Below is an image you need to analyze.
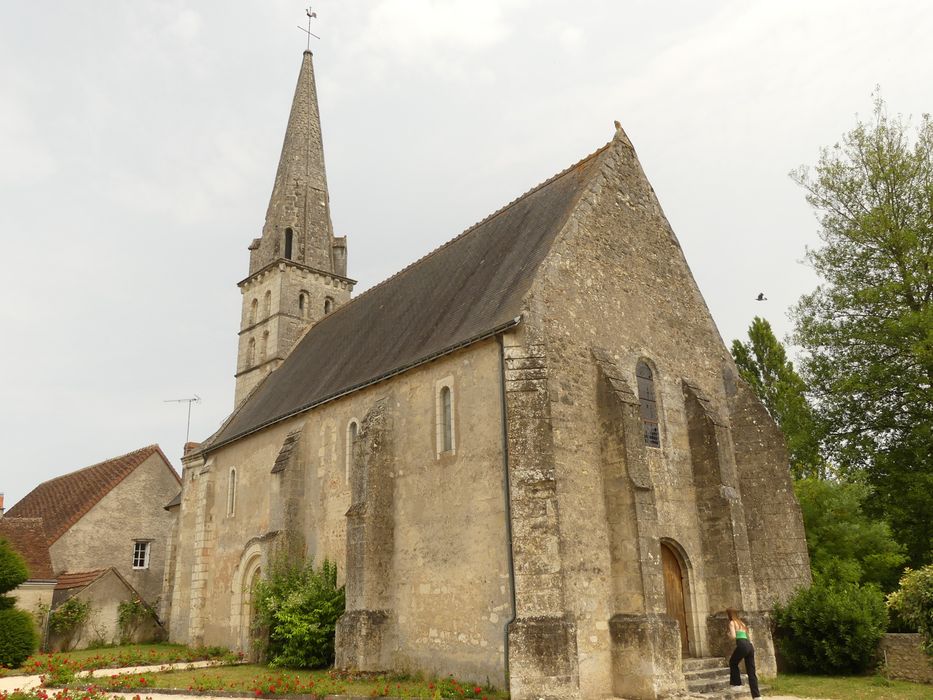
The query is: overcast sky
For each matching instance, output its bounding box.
[1,1,930,508]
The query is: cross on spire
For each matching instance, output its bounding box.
[298,6,320,51]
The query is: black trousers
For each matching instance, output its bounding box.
[729,638,760,697]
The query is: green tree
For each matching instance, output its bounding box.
[731,316,824,479]
[0,538,39,666]
[791,95,933,567]
[796,478,905,591]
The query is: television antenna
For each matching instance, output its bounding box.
[164,395,201,444]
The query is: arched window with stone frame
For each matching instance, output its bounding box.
[324,297,334,315]
[264,290,272,318]
[260,331,269,363]
[345,418,360,484]
[249,298,258,326]
[636,360,661,447]
[246,337,256,367]
[435,377,456,457]
[299,291,309,320]
[227,467,237,517]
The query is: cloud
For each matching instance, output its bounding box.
[0,71,57,185]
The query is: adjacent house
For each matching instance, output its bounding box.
[7,444,180,604]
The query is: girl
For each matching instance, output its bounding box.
[726,608,761,698]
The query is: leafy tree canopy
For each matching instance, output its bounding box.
[0,538,29,596]
[796,478,906,591]
[792,94,933,567]
[731,316,824,479]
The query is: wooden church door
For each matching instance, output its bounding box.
[661,543,689,654]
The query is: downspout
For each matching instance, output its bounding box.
[497,333,517,686]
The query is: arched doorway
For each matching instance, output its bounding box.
[242,564,262,659]
[661,542,690,654]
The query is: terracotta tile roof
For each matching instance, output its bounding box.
[206,143,610,450]
[54,569,106,590]
[0,517,54,579]
[5,445,177,544]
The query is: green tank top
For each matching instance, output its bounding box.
[736,629,749,640]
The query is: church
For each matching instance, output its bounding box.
[163,50,811,700]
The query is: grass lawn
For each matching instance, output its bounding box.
[2,643,235,677]
[766,673,932,699]
[93,664,508,699]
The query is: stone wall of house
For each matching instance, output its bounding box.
[10,581,54,622]
[50,453,179,603]
[504,129,809,698]
[880,634,933,684]
[50,572,162,651]
[171,339,512,686]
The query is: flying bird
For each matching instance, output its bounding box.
[756,292,767,301]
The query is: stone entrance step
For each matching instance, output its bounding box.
[682,656,752,697]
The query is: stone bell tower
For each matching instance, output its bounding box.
[234,51,355,406]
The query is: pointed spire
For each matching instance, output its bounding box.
[252,51,336,274]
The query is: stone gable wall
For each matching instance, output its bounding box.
[50,453,179,603]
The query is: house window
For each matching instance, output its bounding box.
[227,468,237,517]
[435,378,455,456]
[636,361,661,448]
[132,541,151,570]
[346,419,359,483]
[324,297,333,315]
[284,228,293,260]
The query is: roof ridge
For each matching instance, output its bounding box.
[27,444,159,489]
[316,140,612,325]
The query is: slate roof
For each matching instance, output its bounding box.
[208,143,610,450]
[0,517,54,579]
[6,445,178,544]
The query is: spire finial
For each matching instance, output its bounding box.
[298,6,320,51]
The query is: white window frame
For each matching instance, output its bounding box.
[132,541,151,570]
[435,376,456,458]
[227,467,237,517]
[346,418,360,483]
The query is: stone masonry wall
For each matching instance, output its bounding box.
[514,128,807,695]
[50,453,179,603]
[174,339,511,687]
[880,634,932,684]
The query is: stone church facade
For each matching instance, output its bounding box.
[164,51,811,699]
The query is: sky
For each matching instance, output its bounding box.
[1,1,931,508]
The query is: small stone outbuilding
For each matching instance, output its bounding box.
[165,51,811,699]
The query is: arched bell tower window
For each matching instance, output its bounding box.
[260,331,269,362]
[248,298,258,326]
[324,297,333,315]
[246,338,256,367]
[636,361,661,447]
[284,228,293,260]
[299,292,309,320]
[264,290,272,317]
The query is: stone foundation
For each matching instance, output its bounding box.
[508,616,580,699]
[609,613,683,699]
[880,633,932,684]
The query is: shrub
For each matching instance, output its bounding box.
[48,598,91,651]
[253,556,345,668]
[0,608,39,668]
[117,597,157,642]
[887,565,933,654]
[773,578,888,674]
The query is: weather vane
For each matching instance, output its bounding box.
[298,6,320,51]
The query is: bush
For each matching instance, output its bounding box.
[253,556,345,668]
[773,578,888,674]
[887,565,933,654]
[0,608,39,667]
